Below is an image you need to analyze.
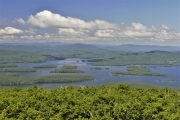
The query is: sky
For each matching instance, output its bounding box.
[0,0,180,46]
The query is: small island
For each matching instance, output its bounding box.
[0,74,94,85]
[62,65,77,69]
[50,65,84,73]
[0,63,18,68]
[112,66,168,76]
[33,65,57,68]
[0,68,37,72]
[50,69,84,73]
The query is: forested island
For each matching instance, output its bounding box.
[61,65,77,69]
[33,65,57,68]
[0,63,18,68]
[0,74,94,85]
[0,84,180,119]
[50,69,84,73]
[50,65,85,73]
[112,66,168,76]
[0,68,37,72]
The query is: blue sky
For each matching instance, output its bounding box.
[0,0,180,45]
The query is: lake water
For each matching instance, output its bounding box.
[1,58,180,88]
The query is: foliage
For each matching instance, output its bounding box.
[1,45,180,66]
[50,65,84,73]
[105,82,180,91]
[0,68,37,72]
[0,49,48,63]
[50,69,84,73]
[61,65,77,69]
[92,51,180,66]
[0,74,94,85]
[112,66,168,76]
[0,63,18,68]
[33,65,57,68]
[0,84,180,119]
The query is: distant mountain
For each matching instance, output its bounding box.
[58,43,99,50]
[1,42,180,52]
[0,42,68,46]
[0,42,99,51]
[103,44,180,52]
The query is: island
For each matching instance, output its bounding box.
[0,74,94,85]
[0,68,37,72]
[61,65,77,69]
[112,66,168,76]
[50,65,85,73]
[33,65,57,68]
[0,63,18,68]
[50,69,84,73]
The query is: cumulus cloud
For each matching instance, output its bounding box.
[20,35,34,39]
[26,10,118,30]
[0,27,23,35]
[35,35,42,39]
[20,33,56,41]
[3,10,179,45]
[16,18,26,25]
[95,30,114,37]
[94,23,153,38]
[154,30,180,40]
[161,25,169,30]
[44,33,51,39]
[0,35,17,39]
[25,28,36,34]
[58,28,85,37]
[120,23,152,37]
[128,23,148,31]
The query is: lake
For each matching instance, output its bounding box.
[1,58,180,88]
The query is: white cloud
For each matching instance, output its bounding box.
[20,35,34,39]
[122,30,153,37]
[3,10,179,45]
[26,10,118,30]
[93,20,119,30]
[27,10,92,29]
[161,25,169,30]
[16,18,26,25]
[20,33,56,40]
[25,28,36,34]
[154,30,180,40]
[95,30,114,37]
[44,33,51,39]
[121,23,153,37]
[128,23,148,31]
[0,35,16,39]
[35,35,42,39]
[0,27,23,35]
[58,28,86,37]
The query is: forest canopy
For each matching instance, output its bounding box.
[0,74,94,85]
[0,84,180,119]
